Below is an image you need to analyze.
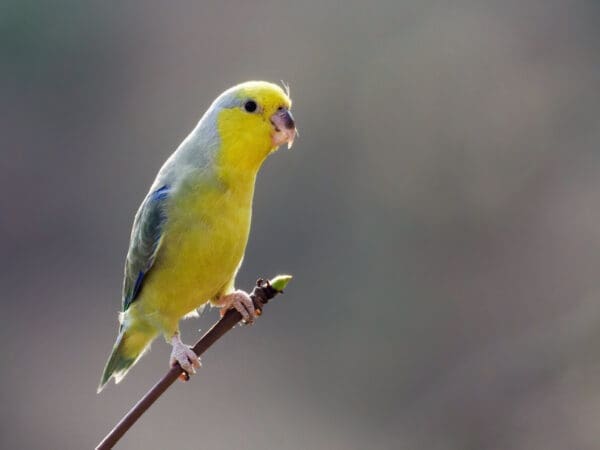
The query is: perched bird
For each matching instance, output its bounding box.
[98,81,296,392]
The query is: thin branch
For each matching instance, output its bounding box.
[96,275,292,450]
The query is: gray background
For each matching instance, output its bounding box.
[3,1,600,449]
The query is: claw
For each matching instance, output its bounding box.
[170,332,201,381]
[217,290,256,324]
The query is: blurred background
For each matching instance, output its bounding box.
[3,0,600,448]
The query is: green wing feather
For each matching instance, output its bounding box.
[122,185,170,311]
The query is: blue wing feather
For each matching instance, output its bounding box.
[122,185,170,311]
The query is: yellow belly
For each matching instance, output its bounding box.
[129,177,255,336]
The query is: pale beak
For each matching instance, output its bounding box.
[270,108,297,149]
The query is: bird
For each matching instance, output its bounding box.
[98,81,296,392]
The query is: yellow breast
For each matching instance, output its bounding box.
[135,174,255,332]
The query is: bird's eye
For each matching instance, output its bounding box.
[244,100,258,113]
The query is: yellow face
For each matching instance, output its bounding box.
[215,81,296,174]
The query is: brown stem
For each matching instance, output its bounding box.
[96,278,283,450]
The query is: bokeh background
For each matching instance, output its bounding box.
[3,1,600,448]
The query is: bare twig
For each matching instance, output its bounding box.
[96,275,292,450]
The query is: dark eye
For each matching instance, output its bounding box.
[244,100,257,113]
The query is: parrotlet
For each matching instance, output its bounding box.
[99,81,296,392]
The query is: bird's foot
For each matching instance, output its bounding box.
[170,332,201,381]
[217,290,256,324]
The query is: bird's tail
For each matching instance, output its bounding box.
[98,327,156,393]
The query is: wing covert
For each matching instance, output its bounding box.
[122,185,170,311]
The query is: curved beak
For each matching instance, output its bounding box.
[270,108,297,149]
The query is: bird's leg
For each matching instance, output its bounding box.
[170,332,201,381]
[215,290,256,324]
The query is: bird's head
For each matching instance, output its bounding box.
[208,81,297,173]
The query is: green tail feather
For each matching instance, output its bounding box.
[97,330,153,393]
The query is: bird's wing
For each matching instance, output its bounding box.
[122,185,170,311]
